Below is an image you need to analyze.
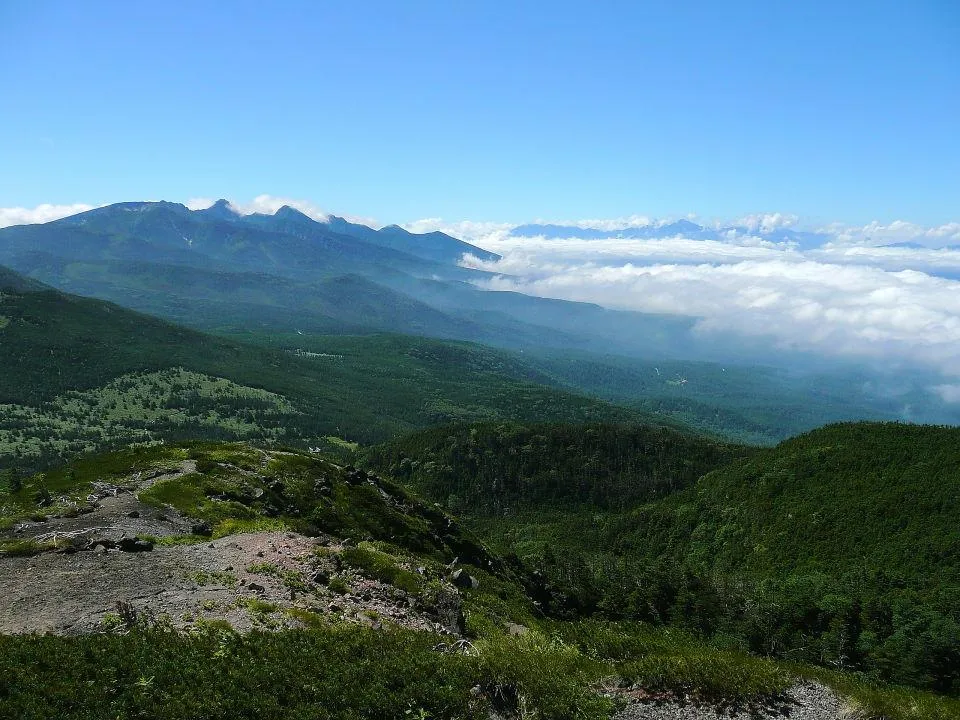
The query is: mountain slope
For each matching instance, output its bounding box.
[4,203,957,437]
[370,421,960,694]
[618,422,960,585]
[9,441,945,720]
[364,421,751,513]
[0,266,655,467]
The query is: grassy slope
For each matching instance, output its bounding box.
[0,369,303,465]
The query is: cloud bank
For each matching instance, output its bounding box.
[0,203,99,228]
[447,224,960,383]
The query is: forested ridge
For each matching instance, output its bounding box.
[0,279,652,470]
[364,421,751,513]
[366,421,960,695]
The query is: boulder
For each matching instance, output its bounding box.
[451,568,478,590]
[118,537,154,552]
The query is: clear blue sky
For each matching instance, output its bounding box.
[1,0,957,225]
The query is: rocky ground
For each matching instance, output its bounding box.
[0,461,457,636]
[610,681,857,720]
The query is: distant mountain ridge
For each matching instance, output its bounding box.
[510,220,829,248]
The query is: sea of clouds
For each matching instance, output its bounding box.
[409,217,960,399]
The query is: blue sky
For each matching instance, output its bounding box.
[1,0,958,225]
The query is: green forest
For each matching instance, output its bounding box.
[364,421,960,695]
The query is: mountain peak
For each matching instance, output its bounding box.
[274,205,316,223]
[195,198,239,221]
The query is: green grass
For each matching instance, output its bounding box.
[0,626,489,720]
[0,538,59,556]
[341,542,424,594]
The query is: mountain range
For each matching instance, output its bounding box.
[2,201,959,435]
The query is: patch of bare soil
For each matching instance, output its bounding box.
[0,461,456,636]
[610,681,857,720]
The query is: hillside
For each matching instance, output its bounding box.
[608,423,960,693]
[4,202,957,436]
[378,422,960,695]
[617,422,960,584]
[363,421,751,513]
[0,267,653,469]
[2,441,957,720]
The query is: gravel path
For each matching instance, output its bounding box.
[612,681,854,720]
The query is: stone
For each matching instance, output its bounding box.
[118,537,153,553]
[506,622,528,636]
[191,522,213,537]
[451,568,478,590]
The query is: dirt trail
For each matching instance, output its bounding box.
[9,460,199,546]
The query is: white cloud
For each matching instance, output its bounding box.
[461,235,960,379]
[0,203,99,228]
[225,195,382,228]
[814,244,960,274]
[0,196,384,229]
[551,215,656,231]
[185,197,216,210]
[402,218,516,241]
[823,220,960,248]
[227,194,331,221]
[933,384,960,403]
[733,212,799,233]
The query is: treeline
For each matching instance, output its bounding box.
[363,421,750,513]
